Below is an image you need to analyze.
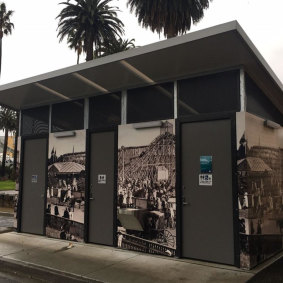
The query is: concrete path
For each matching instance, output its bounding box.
[0,212,14,233]
[0,190,17,195]
[0,232,258,283]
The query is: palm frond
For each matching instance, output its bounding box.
[57,0,124,61]
[127,0,211,38]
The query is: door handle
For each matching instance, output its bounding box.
[182,196,190,206]
[89,184,94,200]
[89,190,94,200]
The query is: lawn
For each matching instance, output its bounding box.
[0,180,16,191]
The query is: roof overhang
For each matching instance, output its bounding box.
[0,21,282,112]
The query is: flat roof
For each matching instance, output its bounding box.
[0,21,283,112]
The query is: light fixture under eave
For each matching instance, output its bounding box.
[264,120,281,129]
[72,73,109,94]
[120,60,155,85]
[34,83,70,101]
[133,121,163,129]
[54,131,76,138]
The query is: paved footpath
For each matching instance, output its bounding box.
[0,212,14,233]
[0,232,263,283]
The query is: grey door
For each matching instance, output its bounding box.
[88,131,115,245]
[21,138,47,235]
[181,119,234,264]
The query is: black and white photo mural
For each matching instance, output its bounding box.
[237,112,283,269]
[117,120,176,256]
[46,130,86,242]
[14,136,21,229]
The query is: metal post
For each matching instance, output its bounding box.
[121,90,127,124]
[49,105,52,133]
[84,98,89,129]
[18,110,22,137]
[240,68,246,112]
[174,81,178,119]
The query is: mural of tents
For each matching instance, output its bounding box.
[48,162,85,193]
[238,157,272,174]
[48,162,85,175]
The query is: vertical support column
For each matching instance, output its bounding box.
[84,98,89,129]
[49,105,52,133]
[18,110,22,137]
[240,68,246,112]
[121,90,127,125]
[174,81,178,119]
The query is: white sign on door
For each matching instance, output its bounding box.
[31,175,38,183]
[98,174,106,184]
[199,174,212,186]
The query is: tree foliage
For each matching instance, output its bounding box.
[67,28,83,64]
[0,107,17,177]
[127,0,212,38]
[57,0,124,61]
[0,2,14,77]
[95,37,135,58]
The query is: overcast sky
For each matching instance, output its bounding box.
[1,0,283,85]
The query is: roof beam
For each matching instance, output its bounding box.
[35,83,70,101]
[72,73,108,94]
[120,60,155,85]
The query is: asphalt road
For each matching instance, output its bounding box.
[0,263,92,283]
[0,270,41,283]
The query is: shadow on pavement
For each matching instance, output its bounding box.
[248,256,283,283]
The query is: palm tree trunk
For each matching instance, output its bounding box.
[167,25,177,38]
[77,50,80,64]
[0,37,2,78]
[1,128,8,177]
[85,32,94,61]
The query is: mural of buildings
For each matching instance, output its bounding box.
[117,120,176,256]
[238,113,283,269]
[46,130,86,242]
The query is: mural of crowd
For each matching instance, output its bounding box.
[117,121,176,256]
[238,113,283,269]
[46,131,86,242]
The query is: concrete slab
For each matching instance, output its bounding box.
[0,232,256,283]
[85,254,253,283]
[61,247,139,276]
[4,241,68,261]
[0,190,17,195]
[0,215,14,228]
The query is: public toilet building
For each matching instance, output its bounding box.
[0,21,283,270]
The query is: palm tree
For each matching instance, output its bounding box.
[0,2,14,77]
[95,38,135,58]
[57,0,124,61]
[127,0,212,38]
[67,28,83,64]
[0,107,16,177]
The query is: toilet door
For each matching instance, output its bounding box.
[21,138,47,235]
[181,119,235,264]
[88,131,115,245]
